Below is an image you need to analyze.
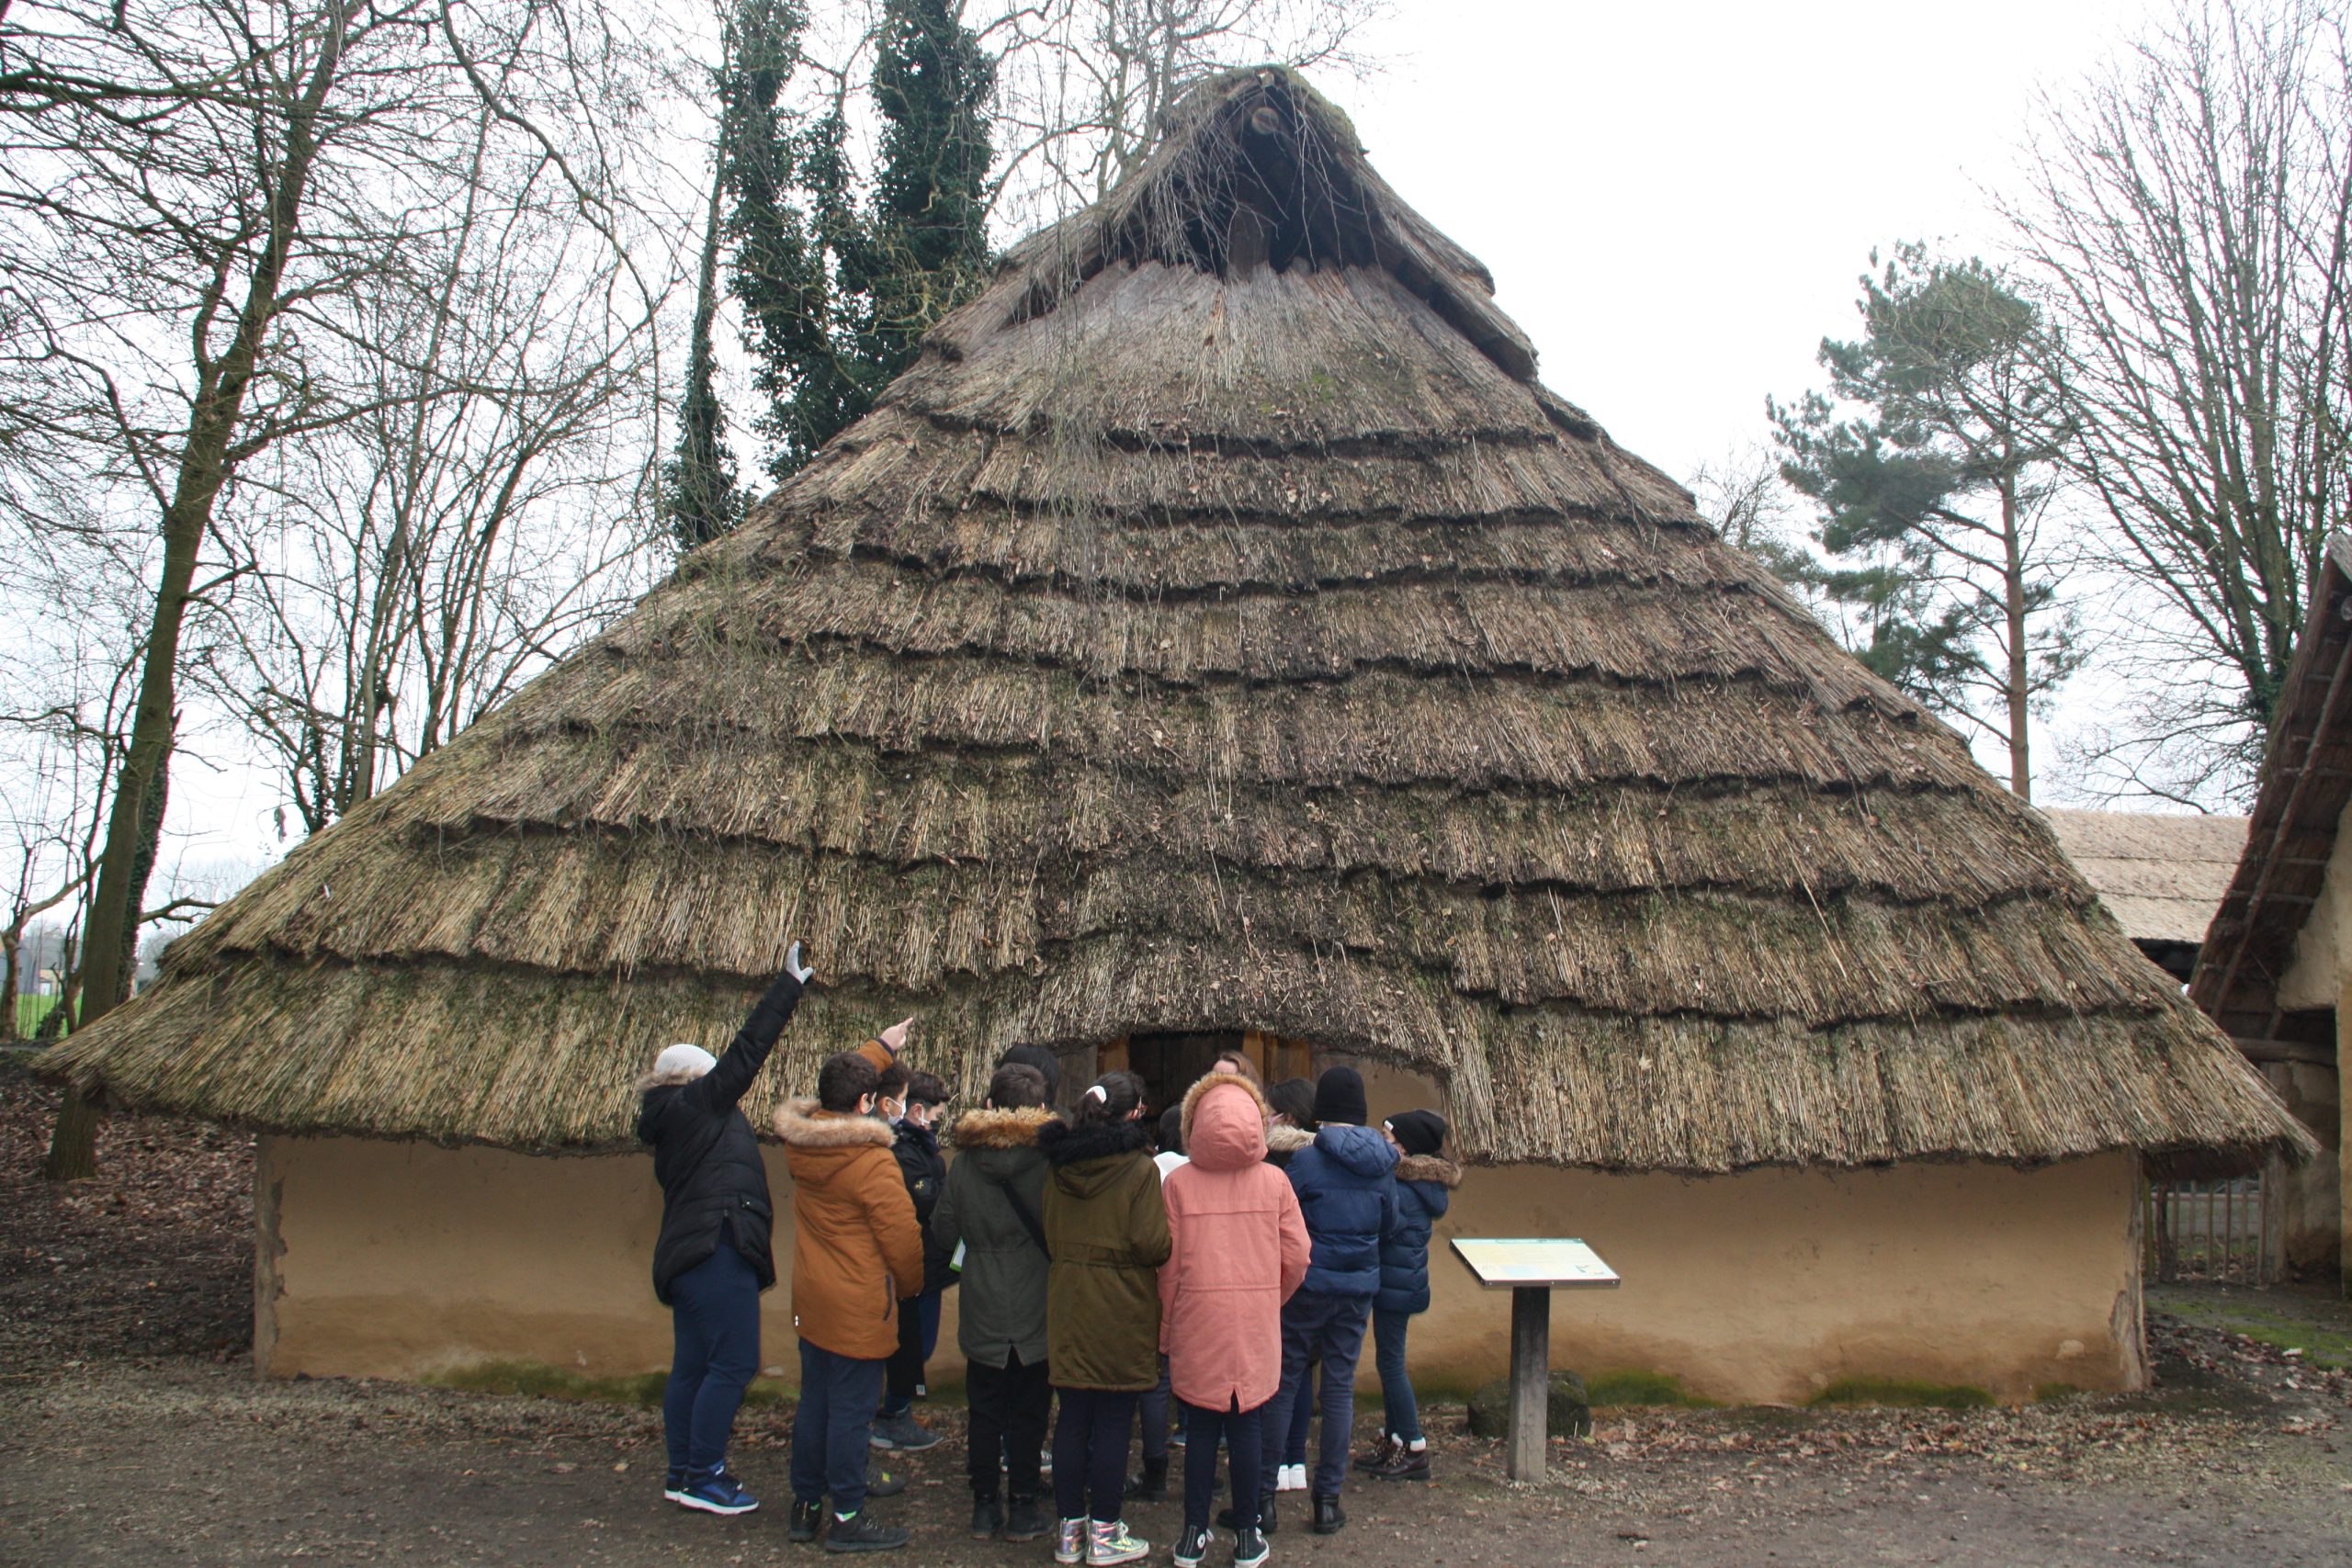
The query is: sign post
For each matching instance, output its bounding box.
[1450,1237,1619,1483]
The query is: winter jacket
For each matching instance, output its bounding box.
[1159,1075,1309,1413]
[1039,1117,1170,1391]
[1374,1153,1462,1315]
[931,1106,1057,1370]
[1263,1123,1314,1171]
[637,970,802,1304]
[891,1119,955,1295]
[1283,1122,1400,1298]
[774,1098,924,1360]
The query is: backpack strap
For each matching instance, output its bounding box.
[993,1172,1050,1258]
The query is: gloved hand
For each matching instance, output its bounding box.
[785,941,815,985]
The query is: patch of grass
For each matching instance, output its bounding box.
[1584,1369,1716,1408]
[1807,1376,1994,1412]
[14,995,61,1036]
[426,1360,792,1409]
[2032,1382,2086,1402]
[2156,1292,2352,1371]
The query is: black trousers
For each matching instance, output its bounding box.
[967,1349,1051,1502]
[1053,1385,1137,1524]
[1182,1395,1265,1533]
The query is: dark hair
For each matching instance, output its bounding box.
[986,1062,1048,1110]
[1266,1077,1317,1131]
[819,1050,881,1113]
[904,1070,948,1108]
[998,1043,1061,1099]
[1158,1102,1184,1156]
[876,1060,911,1099]
[1071,1070,1146,1128]
[1213,1048,1262,1086]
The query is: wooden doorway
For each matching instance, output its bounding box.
[1101,1029,1317,1116]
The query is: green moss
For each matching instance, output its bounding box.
[2031,1382,2086,1403]
[425,1360,791,1409]
[1807,1377,1994,1411]
[1583,1369,1716,1408]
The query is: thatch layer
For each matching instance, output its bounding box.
[51,67,2307,1170]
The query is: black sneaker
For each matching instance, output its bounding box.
[1310,1495,1344,1535]
[971,1497,1004,1540]
[865,1461,907,1499]
[1233,1525,1271,1568]
[1172,1524,1212,1567]
[1369,1443,1429,1482]
[823,1510,911,1552]
[1002,1497,1048,1541]
[676,1466,759,1516]
[789,1499,823,1542]
[1125,1456,1169,1502]
[1215,1496,1273,1534]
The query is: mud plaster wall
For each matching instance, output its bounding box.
[255,1129,2144,1404]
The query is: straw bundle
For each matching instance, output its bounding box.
[50,68,2309,1171]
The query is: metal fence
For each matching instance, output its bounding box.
[2146,1175,2269,1285]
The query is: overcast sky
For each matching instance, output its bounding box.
[156,0,2177,887]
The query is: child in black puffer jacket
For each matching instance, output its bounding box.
[876,1069,954,1453]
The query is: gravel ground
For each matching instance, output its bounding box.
[2,1063,2347,1566]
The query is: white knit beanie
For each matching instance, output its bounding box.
[653,1043,717,1079]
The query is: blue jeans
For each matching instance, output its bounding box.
[1282,1361,1315,1464]
[882,1287,945,1416]
[1260,1290,1371,1497]
[1138,1355,1172,1463]
[1373,1307,1420,1443]
[662,1240,762,1473]
[793,1337,888,1515]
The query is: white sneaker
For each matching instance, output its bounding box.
[1275,1462,1307,1492]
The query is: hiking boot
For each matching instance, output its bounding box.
[789,1499,823,1542]
[1369,1441,1429,1482]
[971,1497,1004,1539]
[1054,1517,1087,1564]
[676,1466,759,1516]
[1087,1518,1149,1565]
[1172,1524,1212,1568]
[663,1466,689,1503]
[822,1509,910,1552]
[1310,1495,1344,1535]
[1125,1455,1169,1502]
[1002,1497,1047,1541]
[1358,1435,1402,1473]
[1274,1462,1307,1492]
[868,1412,943,1452]
[1233,1525,1271,1568]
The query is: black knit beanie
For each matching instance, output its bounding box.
[1311,1065,1369,1127]
[1385,1109,1447,1157]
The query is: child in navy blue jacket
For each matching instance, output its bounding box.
[1363,1110,1459,1482]
[1250,1066,1396,1536]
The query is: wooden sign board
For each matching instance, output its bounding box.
[1451,1237,1620,1290]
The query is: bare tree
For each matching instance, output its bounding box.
[1,0,682,1177]
[2002,0,2352,802]
[981,0,1385,226]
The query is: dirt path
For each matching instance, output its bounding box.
[3,1065,2348,1566]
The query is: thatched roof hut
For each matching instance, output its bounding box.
[51,68,2305,1178]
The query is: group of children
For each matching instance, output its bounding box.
[639,953,1463,1567]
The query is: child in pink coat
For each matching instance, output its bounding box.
[1159,1073,1311,1568]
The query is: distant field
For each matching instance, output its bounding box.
[13,994,62,1037]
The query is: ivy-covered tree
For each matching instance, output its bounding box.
[662,152,746,551]
[1770,244,2082,800]
[719,0,993,483]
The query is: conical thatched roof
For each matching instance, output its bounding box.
[51,69,2309,1172]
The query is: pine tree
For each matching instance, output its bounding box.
[1770,245,2081,799]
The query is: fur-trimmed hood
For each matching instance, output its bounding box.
[1038,1116,1149,1166]
[1396,1153,1463,1189]
[1182,1072,1270,1170]
[1176,1066,1270,1152]
[1264,1122,1315,1159]
[773,1098,897,1149]
[950,1105,1057,1150]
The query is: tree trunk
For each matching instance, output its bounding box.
[2001,474,2031,801]
[0,932,18,1043]
[43,0,356,1182]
